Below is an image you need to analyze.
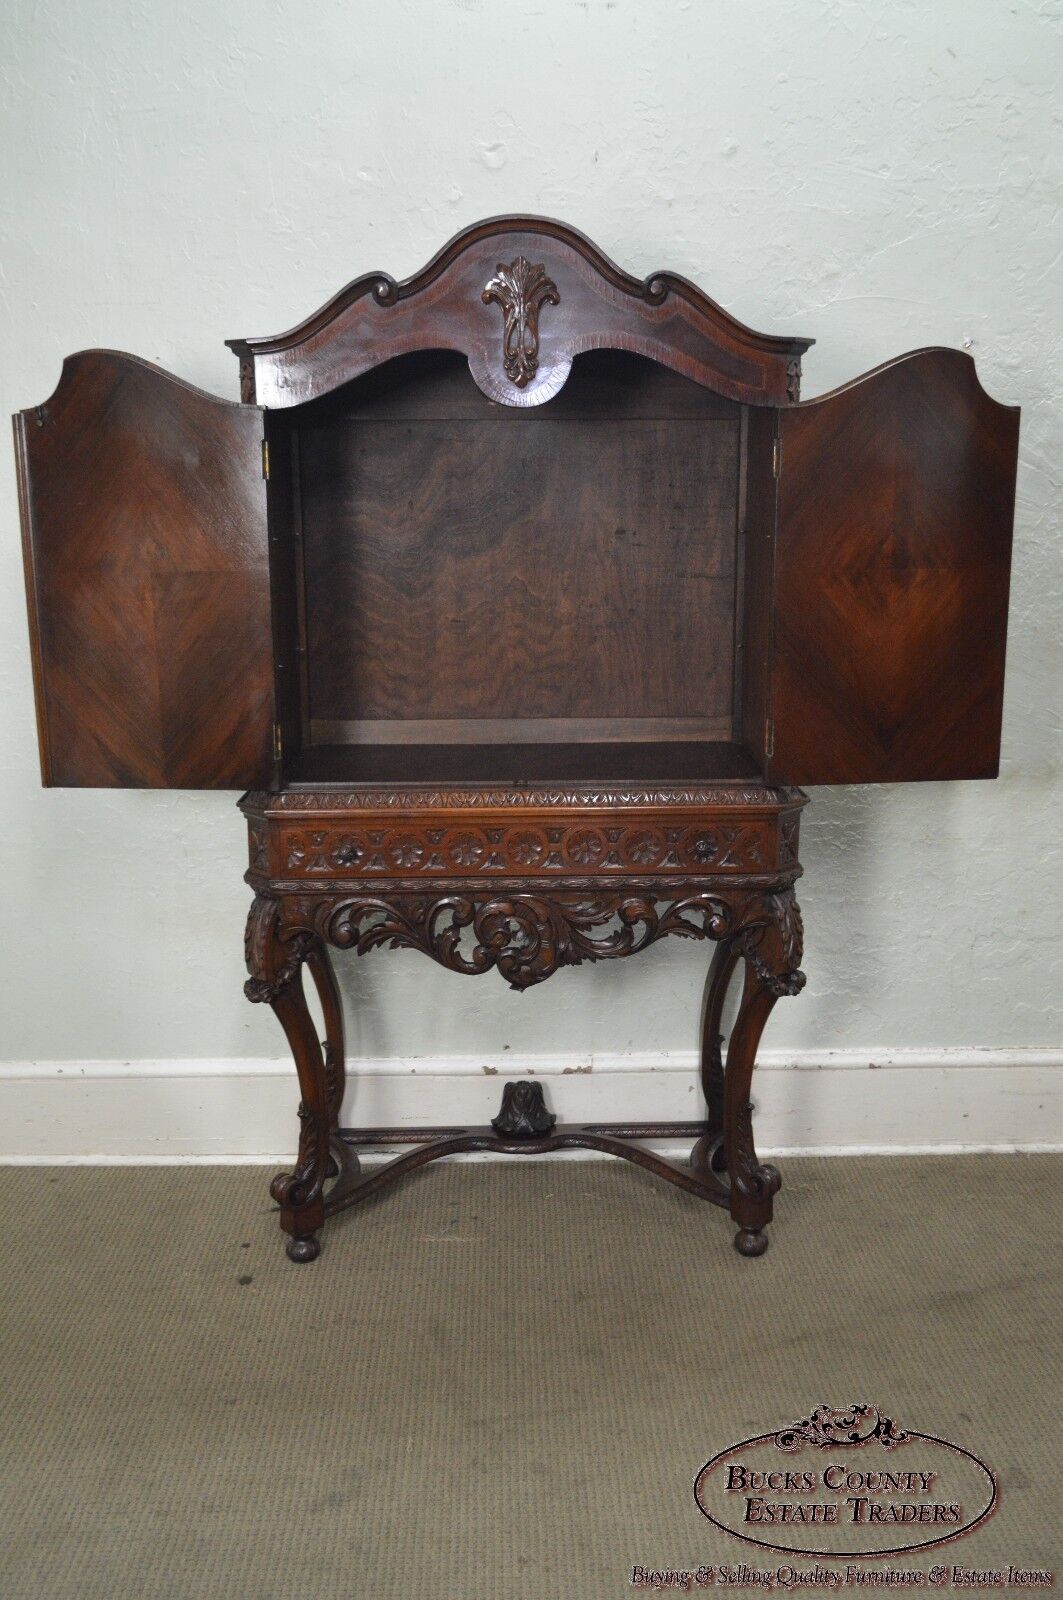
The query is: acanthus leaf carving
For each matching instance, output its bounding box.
[243,896,316,1003]
[307,891,733,991]
[491,1080,557,1139]
[733,888,805,998]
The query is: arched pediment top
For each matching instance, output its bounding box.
[226,215,813,409]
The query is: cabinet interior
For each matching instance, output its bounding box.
[267,348,764,786]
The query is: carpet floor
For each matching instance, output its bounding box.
[0,1154,1059,1598]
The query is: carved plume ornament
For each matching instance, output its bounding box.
[482,256,560,388]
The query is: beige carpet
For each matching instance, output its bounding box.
[0,1155,1059,1598]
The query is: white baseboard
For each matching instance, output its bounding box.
[0,1050,1059,1162]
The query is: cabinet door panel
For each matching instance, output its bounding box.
[768,349,1018,784]
[15,351,273,787]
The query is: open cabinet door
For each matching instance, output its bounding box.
[15,351,273,787]
[764,349,1019,785]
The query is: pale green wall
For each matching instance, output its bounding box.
[1,0,1059,1062]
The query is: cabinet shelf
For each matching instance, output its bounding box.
[285,739,762,789]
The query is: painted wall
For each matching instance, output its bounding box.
[1,2,1060,1103]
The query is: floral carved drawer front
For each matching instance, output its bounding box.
[268,818,780,879]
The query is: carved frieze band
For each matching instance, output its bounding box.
[258,787,803,810]
[248,885,805,994]
[271,819,778,879]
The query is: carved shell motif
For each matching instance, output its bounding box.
[482,256,560,388]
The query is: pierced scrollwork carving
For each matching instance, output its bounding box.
[315,891,732,991]
[482,256,560,388]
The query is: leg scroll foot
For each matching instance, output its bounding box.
[240,885,805,1262]
[245,897,347,1262]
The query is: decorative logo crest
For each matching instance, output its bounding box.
[481,255,560,388]
[774,1404,909,1452]
[694,1403,999,1562]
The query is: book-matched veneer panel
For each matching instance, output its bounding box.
[15,351,273,788]
[767,349,1019,784]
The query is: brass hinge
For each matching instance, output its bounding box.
[261,439,271,480]
[273,723,282,761]
[772,437,780,479]
[766,718,775,761]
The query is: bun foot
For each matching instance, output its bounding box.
[286,1234,321,1264]
[734,1227,769,1258]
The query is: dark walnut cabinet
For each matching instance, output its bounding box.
[14,217,1019,1261]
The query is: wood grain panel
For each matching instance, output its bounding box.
[15,351,273,787]
[768,349,1019,784]
[295,351,742,733]
[288,740,760,787]
[308,717,728,745]
[319,347,742,421]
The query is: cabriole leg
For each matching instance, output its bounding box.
[244,896,335,1262]
[723,889,805,1257]
[723,962,782,1256]
[304,940,359,1189]
[691,937,739,1178]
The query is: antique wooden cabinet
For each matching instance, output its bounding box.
[14,217,1019,1261]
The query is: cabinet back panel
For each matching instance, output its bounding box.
[294,352,741,741]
